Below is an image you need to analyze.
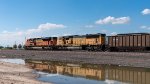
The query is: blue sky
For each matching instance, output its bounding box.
[0,0,150,46]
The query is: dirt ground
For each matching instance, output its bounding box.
[0,50,150,68]
[0,61,51,84]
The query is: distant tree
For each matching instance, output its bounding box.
[13,44,17,49]
[18,44,22,49]
[23,45,26,49]
[0,46,4,49]
[5,47,13,49]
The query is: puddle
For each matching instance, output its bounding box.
[36,71,121,84]
[25,59,150,84]
[1,58,150,84]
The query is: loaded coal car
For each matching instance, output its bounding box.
[25,37,57,50]
[108,33,150,51]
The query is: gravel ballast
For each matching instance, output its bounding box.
[0,50,150,68]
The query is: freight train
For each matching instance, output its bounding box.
[25,33,150,51]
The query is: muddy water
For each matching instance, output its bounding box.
[25,59,150,84]
[1,59,150,84]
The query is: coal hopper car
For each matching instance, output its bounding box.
[107,33,150,51]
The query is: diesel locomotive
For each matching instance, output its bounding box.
[25,33,150,51]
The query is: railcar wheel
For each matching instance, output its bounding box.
[42,47,45,50]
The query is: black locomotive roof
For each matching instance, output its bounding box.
[72,33,105,38]
[28,37,57,40]
[73,35,86,38]
[62,36,74,38]
[86,33,105,38]
[41,37,57,40]
[117,33,150,36]
[56,33,106,38]
[107,33,150,37]
[28,38,41,40]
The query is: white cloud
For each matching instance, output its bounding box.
[101,29,107,33]
[2,30,8,33]
[142,9,150,15]
[1,31,24,37]
[140,25,150,30]
[85,25,94,28]
[111,32,117,35]
[140,26,147,29]
[95,16,130,24]
[26,23,66,34]
[0,23,66,46]
[0,31,25,46]
[1,23,66,37]
[63,33,71,36]
[105,80,115,84]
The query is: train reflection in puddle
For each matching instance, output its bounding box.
[25,59,150,84]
